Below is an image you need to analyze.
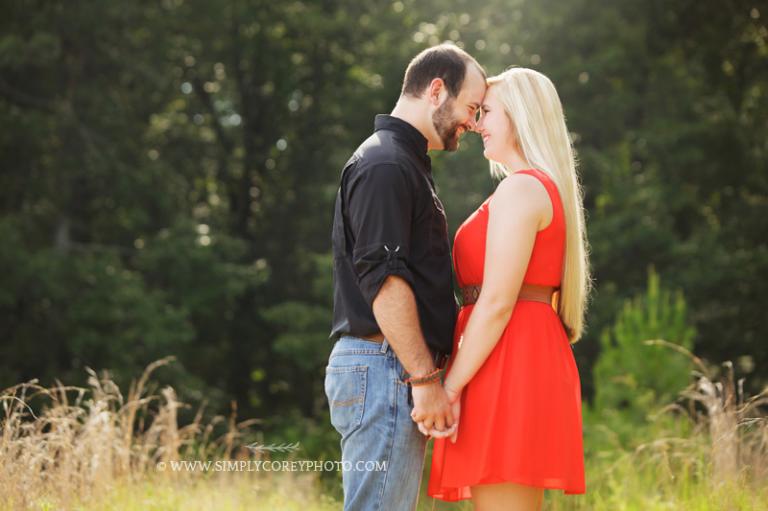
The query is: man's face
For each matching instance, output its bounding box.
[432,65,487,151]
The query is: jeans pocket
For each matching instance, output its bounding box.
[325,365,368,437]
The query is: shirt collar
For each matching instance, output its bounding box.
[374,114,431,169]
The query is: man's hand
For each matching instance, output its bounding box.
[409,381,454,433]
[415,385,462,443]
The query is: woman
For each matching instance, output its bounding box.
[421,67,592,510]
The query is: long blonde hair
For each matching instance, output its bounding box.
[487,67,592,342]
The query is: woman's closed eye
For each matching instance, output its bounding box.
[475,107,489,123]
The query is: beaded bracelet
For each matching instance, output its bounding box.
[405,367,443,386]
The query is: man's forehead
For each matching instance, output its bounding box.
[460,70,487,102]
[460,77,486,103]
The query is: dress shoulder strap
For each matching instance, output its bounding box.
[515,168,564,228]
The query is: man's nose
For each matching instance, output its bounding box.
[467,115,479,132]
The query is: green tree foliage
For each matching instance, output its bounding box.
[593,268,696,415]
[1,0,765,449]
[588,268,696,449]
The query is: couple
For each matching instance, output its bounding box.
[326,44,590,511]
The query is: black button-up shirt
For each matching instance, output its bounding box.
[330,115,457,357]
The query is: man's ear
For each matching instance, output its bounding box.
[427,78,447,107]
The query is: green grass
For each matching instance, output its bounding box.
[10,435,763,511]
[3,359,765,510]
[4,445,765,511]
[6,474,339,511]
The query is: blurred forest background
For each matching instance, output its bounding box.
[1,0,766,502]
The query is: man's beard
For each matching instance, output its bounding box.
[432,99,465,151]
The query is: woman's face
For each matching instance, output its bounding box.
[476,85,518,163]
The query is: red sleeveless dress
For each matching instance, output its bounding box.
[427,168,585,500]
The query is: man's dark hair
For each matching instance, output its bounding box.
[401,44,485,98]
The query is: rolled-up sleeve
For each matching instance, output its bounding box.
[346,163,415,306]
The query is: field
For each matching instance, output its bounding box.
[2,355,766,511]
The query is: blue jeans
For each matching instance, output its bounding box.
[324,336,427,511]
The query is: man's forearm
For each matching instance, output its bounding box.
[371,275,435,376]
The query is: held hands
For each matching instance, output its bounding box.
[409,382,462,443]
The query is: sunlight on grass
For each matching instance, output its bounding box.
[1,474,340,511]
[93,474,339,511]
[2,356,765,511]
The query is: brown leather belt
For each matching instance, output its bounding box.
[360,284,558,344]
[357,333,448,369]
[461,283,559,308]
[360,333,386,343]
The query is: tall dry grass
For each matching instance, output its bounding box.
[542,342,768,511]
[2,349,767,511]
[645,340,768,488]
[0,357,261,511]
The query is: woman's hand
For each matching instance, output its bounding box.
[444,384,462,443]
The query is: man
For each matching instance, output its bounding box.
[326,44,486,510]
